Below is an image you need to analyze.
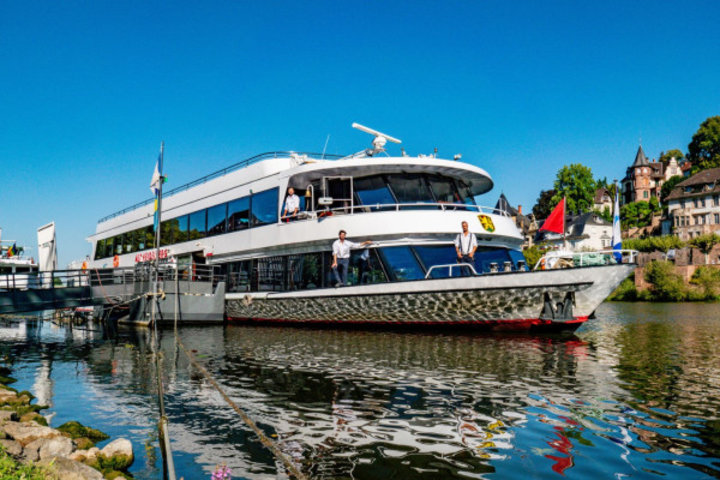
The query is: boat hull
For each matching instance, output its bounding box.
[226,264,634,331]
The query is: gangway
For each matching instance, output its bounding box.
[0,266,225,321]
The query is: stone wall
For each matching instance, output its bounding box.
[636,244,720,267]
[634,260,720,290]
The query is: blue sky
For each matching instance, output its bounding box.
[1,1,719,265]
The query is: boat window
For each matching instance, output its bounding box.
[252,188,279,226]
[104,237,114,258]
[413,245,466,277]
[95,239,106,260]
[188,210,206,240]
[123,231,135,254]
[287,253,322,290]
[508,249,528,270]
[114,235,124,255]
[137,226,153,251]
[346,248,388,285]
[354,175,395,209]
[377,246,425,281]
[386,174,434,205]
[178,215,190,243]
[256,255,285,291]
[455,180,477,206]
[161,218,182,246]
[427,175,461,204]
[228,197,250,231]
[226,260,251,292]
[475,247,512,273]
[207,203,227,236]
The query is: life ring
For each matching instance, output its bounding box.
[113,255,120,268]
[540,258,546,270]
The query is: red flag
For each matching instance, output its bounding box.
[539,198,565,234]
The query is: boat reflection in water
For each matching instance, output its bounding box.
[2,303,720,479]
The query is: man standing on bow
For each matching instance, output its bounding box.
[331,230,372,287]
[455,221,477,265]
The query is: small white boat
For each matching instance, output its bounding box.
[0,240,38,290]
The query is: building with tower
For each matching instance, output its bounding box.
[621,145,682,205]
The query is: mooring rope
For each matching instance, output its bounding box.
[175,335,308,480]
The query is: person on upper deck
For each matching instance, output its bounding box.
[455,221,477,265]
[283,187,300,221]
[331,230,372,287]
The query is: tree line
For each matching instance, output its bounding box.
[531,115,720,229]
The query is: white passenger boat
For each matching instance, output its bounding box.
[0,240,38,290]
[87,124,634,332]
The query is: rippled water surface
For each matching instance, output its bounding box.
[1,302,719,479]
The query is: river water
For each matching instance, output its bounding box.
[1,302,719,479]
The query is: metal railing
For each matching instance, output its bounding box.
[98,151,345,223]
[532,249,639,271]
[280,202,511,222]
[0,265,222,291]
[425,263,479,279]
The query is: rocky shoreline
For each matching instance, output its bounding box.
[0,366,134,479]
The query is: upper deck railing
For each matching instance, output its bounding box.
[280,202,512,221]
[98,151,345,223]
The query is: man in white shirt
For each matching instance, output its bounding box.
[283,187,300,221]
[455,221,478,265]
[331,230,372,286]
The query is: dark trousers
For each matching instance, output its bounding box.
[457,255,474,276]
[333,258,350,285]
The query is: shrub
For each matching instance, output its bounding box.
[690,266,720,300]
[0,448,52,480]
[622,235,685,254]
[522,243,550,269]
[608,277,638,301]
[644,260,688,301]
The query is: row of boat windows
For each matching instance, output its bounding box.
[224,245,527,292]
[95,188,279,259]
[95,173,478,260]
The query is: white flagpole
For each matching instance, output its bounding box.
[151,142,164,326]
[612,180,622,263]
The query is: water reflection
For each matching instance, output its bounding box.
[0,303,719,479]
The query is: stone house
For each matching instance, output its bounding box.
[593,187,612,212]
[665,167,720,241]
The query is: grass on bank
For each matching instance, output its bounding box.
[0,447,55,480]
[609,262,720,302]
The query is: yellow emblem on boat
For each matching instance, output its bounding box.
[477,214,495,232]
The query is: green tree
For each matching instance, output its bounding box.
[532,189,556,220]
[649,196,660,213]
[644,260,688,301]
[621,201,654,229]
[593,206,612,223]
[688,116,720,173]
[660,175,683,201]
[690,233,720,264]
[658,149,685,166]
[551,164,596,214]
